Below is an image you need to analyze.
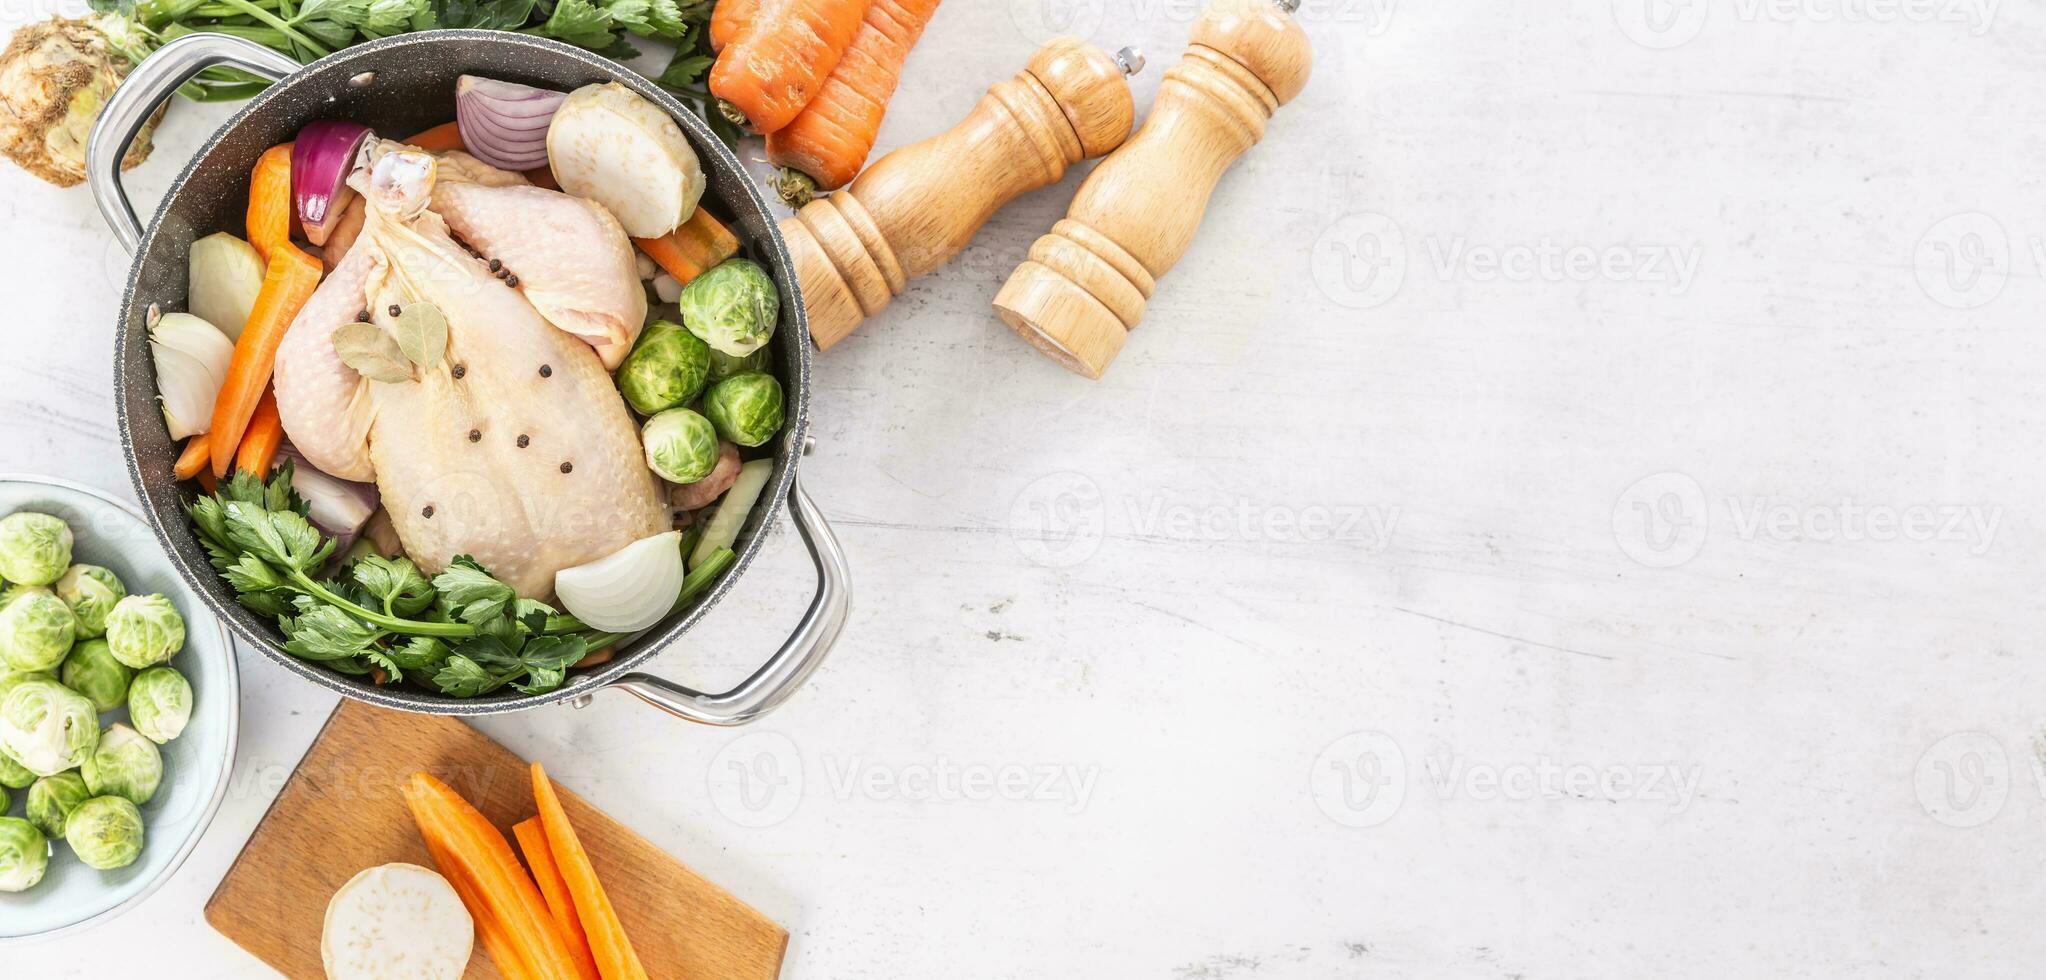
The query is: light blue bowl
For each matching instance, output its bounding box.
[0,476,237,943]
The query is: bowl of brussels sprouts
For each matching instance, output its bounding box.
[0,476,236,943]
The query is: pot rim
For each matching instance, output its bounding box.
[113,30,811,716]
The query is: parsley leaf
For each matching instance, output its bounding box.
[352,554,436,616]
[535,0,617,49]
[433,655,504,697]
[282,604,382,661]
[432,556,516,624]
[430,0,535,29]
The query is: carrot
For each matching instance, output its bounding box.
[246,144,293,263]
[209,243,322,478]
[514,817,600,976]
[425,836,537,980]
[711,0,779,51]
[195,468,217,493]
[531,762,648,980]
[403,773,595,980]
[405,121,466,151]
[173,434,212,481]
[524,166,558,189]
[233,387,283,477]
[633,208,740,286]
[710,0,875,134]
[765,0,944,206]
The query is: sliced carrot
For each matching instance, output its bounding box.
[524,166,558,190]
[233,387,283,477]
[531,762,648,980]
[246,143,293,263]
[766,0,945,202]
[209,243,322,478]
[634,208,741,286]
[711,0,875,134]
[174,434,212,481]
[195,468,218,493]
[515,816,600,976]
[425,835,536,980]
[403,773,595,980]
[405,121,466,152]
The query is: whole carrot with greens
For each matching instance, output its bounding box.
[766,0,946,206]
[710,0,875,133]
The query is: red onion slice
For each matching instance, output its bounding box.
[456,75,568,172]
[293,120,373,247]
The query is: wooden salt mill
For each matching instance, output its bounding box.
[992,0,1313,378]
[784,37,1142,350]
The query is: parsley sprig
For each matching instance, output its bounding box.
[187,463,734,697]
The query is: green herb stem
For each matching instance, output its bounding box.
[285,569,478,638]
[205,0,332,56]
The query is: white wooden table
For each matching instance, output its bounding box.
[8,0,2043,976]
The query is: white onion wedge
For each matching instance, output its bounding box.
[187,232,263,340]
[150,312,234,439]
[556,530,685,633]
[546,82,704,238]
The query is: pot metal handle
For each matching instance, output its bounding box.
[597,472,851,725]
[87,33,300,254]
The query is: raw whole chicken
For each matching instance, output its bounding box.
[272,143,665,598]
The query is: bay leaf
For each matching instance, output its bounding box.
[332,322,413,384]
[396,302,449,370]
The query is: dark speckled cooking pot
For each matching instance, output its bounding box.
[85,31,848,720]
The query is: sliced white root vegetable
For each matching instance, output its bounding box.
[150,312,235,439]
[547,82,704,239]
[690,458,773,569]
[636,250,658,280]
[652,272,683,303]
[187,232,265,340]
[321,863,472,980]
[556,529,685,633]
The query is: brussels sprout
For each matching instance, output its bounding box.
[0,668,50,700]
[65,795,144,870]
[706,345,769,383]
[702,372,784,448]
[104,593,185,669]
[677,258,778,357]
[127,667,192,744]
[0,512,72,587]
[0,816,47,892]
[81,723,162,805]
[0,587,76,673]
[0,748,32,790]
[642,408,721,484]
[60,638,133,713]
[54,563,126,638]
[616,320,712,416]
[25,771,88,840]
[0,678,97,776]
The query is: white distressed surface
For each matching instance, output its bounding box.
[7,0,2044,977]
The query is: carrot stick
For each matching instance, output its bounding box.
[246,143,293,263]
[195,468,217,493]
[405,121,466,151]
[174,434,212,481]
[404,773,595,980]
[425,836,536,980]
[514,817,599,976]
[633,208,740,286]
[209,243,322,478]
[531,762,648,980]
[711,0,875,134]
[233,387,283,477]
[766,0,944,205]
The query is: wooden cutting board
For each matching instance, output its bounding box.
[206,699,787,979]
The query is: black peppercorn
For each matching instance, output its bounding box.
[422,505,435,518]
[468,429,481,443]
[560,462,573,474]
[451,364,466,379]
[387,304,401,317]
[356,310,370,322]
[517,435,530,448]
[505,274,520,288]
[538,364,552,378]
[488,258,502,272]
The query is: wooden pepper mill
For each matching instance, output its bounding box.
[992,0,1313,378]
[785,37,1142,350]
